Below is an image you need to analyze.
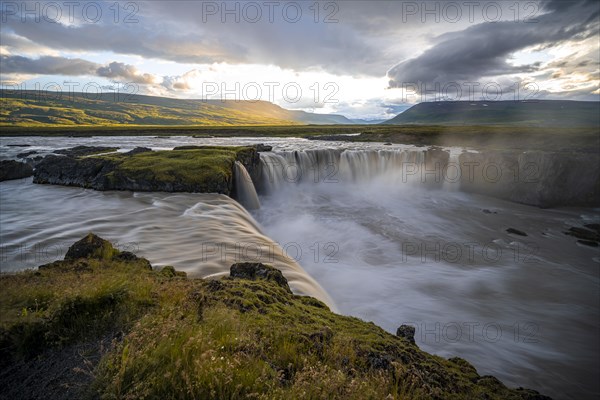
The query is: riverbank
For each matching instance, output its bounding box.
[0,234,551,399]
[1,124,597,152]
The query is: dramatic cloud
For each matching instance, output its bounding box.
[0,55,98,75]
[387,0,599,90]
[0,55,160,85]
[0,0,597,117]
[96,62,159,84]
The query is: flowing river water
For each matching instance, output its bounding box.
[1,136,598,399]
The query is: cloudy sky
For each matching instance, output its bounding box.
[1,0,598,119]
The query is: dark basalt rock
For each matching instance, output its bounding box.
[584,223,600,233]
[230,262,291,292]
[577,240,599,247]
[6,144,31,147]
[17,151,38,158]
[396,324,416,345]
[54,146,118,157]
[124,147,153,156]
[482,209,498,214]
[255,143,273,152]
[367,352,393,370]
[506,228,528,236]
[458,150,600,208]
[0,160,34,181]
[34,155,118,189]
[564,227,600,242]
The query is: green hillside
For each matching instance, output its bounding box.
[0,91,352,127]
[384,100,600,127]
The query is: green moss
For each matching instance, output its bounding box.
[106,149,236,187]
[0,235,549,399]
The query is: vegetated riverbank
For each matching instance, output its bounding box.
[1,124,598,152]
[32,145,260,198]
[0,233,552,400]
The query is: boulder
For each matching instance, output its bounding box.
[506,228,528,236]
[396,324,416,345]
[230,262,291,292]
[255,143,273,152]
[64,233,117,260]
[564,227,600,242]
[0,160,34,181]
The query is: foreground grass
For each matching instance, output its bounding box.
[0,234,550,399]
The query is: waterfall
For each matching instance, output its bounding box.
[234,161,261,210]
[259,148,430,192]
[442,149,461,192]
[258,147,600,207]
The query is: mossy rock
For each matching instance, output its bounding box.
[33,146,260,196]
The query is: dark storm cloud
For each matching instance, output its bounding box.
[0,55,161,85]
[387,0,599,89]
[0,0,391,76]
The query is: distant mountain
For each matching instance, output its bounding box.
[384,100,600,127]
[0,91,355,126]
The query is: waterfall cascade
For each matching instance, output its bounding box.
[258,147,600,207]
[234,161,261,210]
[259,148,432,192]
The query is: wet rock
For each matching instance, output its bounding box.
[255,143,273,152]
[564,227,600,242]
[459,150,600,208]
[6,144,31,147]
[34,155,118,188]
[396,324,416,345]
[577,240,599,247]
[230,263,291,292]
[383,142,393,146]
[506,228,527,236]
[0,160,34,181]
[482,209,498,214]
[124,147,152,155]
[54,146,118,157]
[584,223,600,233]
[16,151,38,158]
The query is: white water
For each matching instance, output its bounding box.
[1,136,599,399]
[256,149,599,400]
[0,179,334,309]
[234,161,260,210]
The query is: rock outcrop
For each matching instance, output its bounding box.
[457,150,600,208]
[33,146,261,197]
[230,262,291,292]
[0,160,34,181]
